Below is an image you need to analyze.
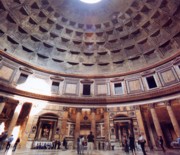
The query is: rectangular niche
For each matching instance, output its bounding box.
[158,68,178,86]
[64,81,79,95]
[126,78,143,93]
[0,65,14,81]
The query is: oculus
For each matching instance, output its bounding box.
[80,0,102,4]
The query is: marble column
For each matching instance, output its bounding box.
[67,123,71,136]
[135,106,147,140]
[61,107,69,139]
[20,103,38,148]
[91,108,96,138]
[104,108,110,141]
[149,104,164,139]
[166,101,180,137]
[0,102,5,114]
[100,123,103,137]
[18,103,37,148]
[144,111,156,148]
[8,102,23,136]
[74,108,81,147]
[91,108,96,149]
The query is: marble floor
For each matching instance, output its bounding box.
[1,149,180,155]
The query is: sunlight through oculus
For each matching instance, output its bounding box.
[80,0,102,4]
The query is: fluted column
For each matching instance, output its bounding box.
[8,102,23,136]
[74,108,81,147]
[91,108,96,137]
[20,103,36,148]
[61,107,69,138]
[135,106,147,140]
[0,102,5,114]
[144,110,156,148]
[166,101,180,137]
[104,108,110,141]
[150,104,164,139]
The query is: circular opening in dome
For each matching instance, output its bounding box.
[80,0,102,4]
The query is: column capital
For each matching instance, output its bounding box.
[149,103,155,109]
[76,108,82,112]
[104,108,109,112]
[135,105,140,110]
[164,101,171,106]
[0,96,9,103]
[18,101,24,106]
[91,108,96,113]
[63,107,69,111]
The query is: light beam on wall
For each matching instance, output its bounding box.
[0,122,5,134]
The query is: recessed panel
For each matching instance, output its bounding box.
[0,66,14,81]
[65,83,77,94]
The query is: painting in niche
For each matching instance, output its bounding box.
[41,124,51,138]
[56,128,60,134]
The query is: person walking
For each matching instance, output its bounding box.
[87,131,94,155]
[129,134,136,154]
[138,134,146,155]
[12,137,20,152]
[158,136,165,152]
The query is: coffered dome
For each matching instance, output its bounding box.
[0,0,179,76]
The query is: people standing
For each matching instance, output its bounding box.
[5,135,14,152]
[12,137,20,152]
[158,136,165,152]
[63,138,68,150]
[138,134,146,155]
[124,137,129,153]
[80,136,85,154]
[0,131,8,150]
[105,140,109,150]
[87,131,94,155]
[57,140,61,149]
[129,134,136,154]
[77,136,81,154]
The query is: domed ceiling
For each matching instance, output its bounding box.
[0,0,179,76]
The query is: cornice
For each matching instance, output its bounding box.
[0,50,180,78]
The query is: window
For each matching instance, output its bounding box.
[146,76,157,89]
[83,84,90,95]
[17,73,28,84]
[51,81,60,94]
[114,83,123,95]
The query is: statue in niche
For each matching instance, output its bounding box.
[70,128,74,136]
[32,126,37,133]
[55,127,60,134]
[41,125,50,138]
